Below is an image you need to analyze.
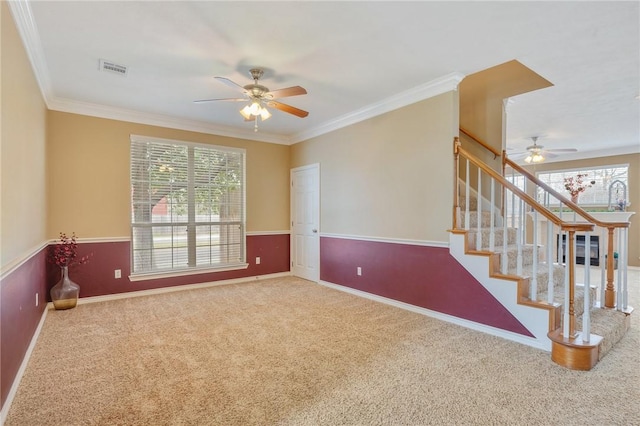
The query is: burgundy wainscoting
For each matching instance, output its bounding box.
[320,236,533,337]
[1,248,48,408]
[46,234,290,298]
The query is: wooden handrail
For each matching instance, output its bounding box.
[457,145,593,233]
[459,127,502,158]
[503,154,630,229]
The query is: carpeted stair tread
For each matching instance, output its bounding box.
[535,284,597,317]
[576,307,629,359]
[493,244,540,270]
[460,211,495,228]
[509,263,566,291]
[468,227,518,248]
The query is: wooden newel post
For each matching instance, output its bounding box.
[605,227,616,308]
[567,229,577,337]
[453,137,461,229]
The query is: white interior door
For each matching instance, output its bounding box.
[291,164,320,282]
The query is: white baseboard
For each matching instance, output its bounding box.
[318,280,549,352]
[1,307,49,425]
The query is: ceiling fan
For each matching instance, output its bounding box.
[194,68,308,132]
[509,136,578,163]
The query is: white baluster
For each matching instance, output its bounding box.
[582,232,591,343]
[616,228,622,310]
[621,228,628,310]
[489,178,495,252]
[547,221,554,304]
[517,199,524,276]
[502,189,509,275]
[563,230,570,338]
[510,171,516,228]
[531,210,538,300]
[476,168,482,251]
[465,159,470,231]
[599,227,606,306]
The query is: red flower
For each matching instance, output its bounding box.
[49,232,91,268]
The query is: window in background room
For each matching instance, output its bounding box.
[536,165,629,206]
[130,136,246,276]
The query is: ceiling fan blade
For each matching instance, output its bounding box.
[267,101,309,118]
[193,98,247,103]
[214,77,248,93]
[545,148,578,153]
[508,152,528,159]
[265,86,307,99]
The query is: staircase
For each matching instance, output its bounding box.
[450,136,632,370]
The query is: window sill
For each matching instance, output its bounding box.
[129,263,249,282]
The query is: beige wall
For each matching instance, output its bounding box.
[1,2,48,267]
[459,60,553,174]
[291,91,458,243]
[526,153,640,267]
[46,112,290,238]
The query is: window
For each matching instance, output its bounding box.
[130,135,246,277]
[536,165,629,206]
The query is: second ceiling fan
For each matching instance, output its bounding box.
[195,68,308,132]
[510,136,578,163]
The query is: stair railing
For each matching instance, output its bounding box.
[454,137,598,342]
[503,155,632,313]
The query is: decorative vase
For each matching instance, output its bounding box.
[50,266,80,310]
[571,194,579,204]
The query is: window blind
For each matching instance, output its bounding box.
[130,136,245,275]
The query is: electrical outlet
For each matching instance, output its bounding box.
[115,269,122,279]
[256,257,261,265]
[357,267,362,276]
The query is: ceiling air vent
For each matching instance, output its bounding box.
[99,59,128,76]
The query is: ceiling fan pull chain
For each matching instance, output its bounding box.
[254,116,258,132]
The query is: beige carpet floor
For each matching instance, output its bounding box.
[6,272,639,426]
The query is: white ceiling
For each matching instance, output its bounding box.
[9,1,640,161]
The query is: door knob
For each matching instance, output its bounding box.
[312,229,318,233]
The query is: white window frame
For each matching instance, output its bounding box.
[129,135,248,281]
[536,164,629,207]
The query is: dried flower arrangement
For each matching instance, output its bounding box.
[563,174,595,198]
[49,232,91,268]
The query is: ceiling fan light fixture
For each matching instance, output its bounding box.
[525,152,545,163]
[239,105,253,120]
[249,101,261,115]
[259,107,271,121]
[240,100,271,121]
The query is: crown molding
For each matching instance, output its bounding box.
[290,72,465,144]
[7,0,53,105]
[48,97,291,145]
